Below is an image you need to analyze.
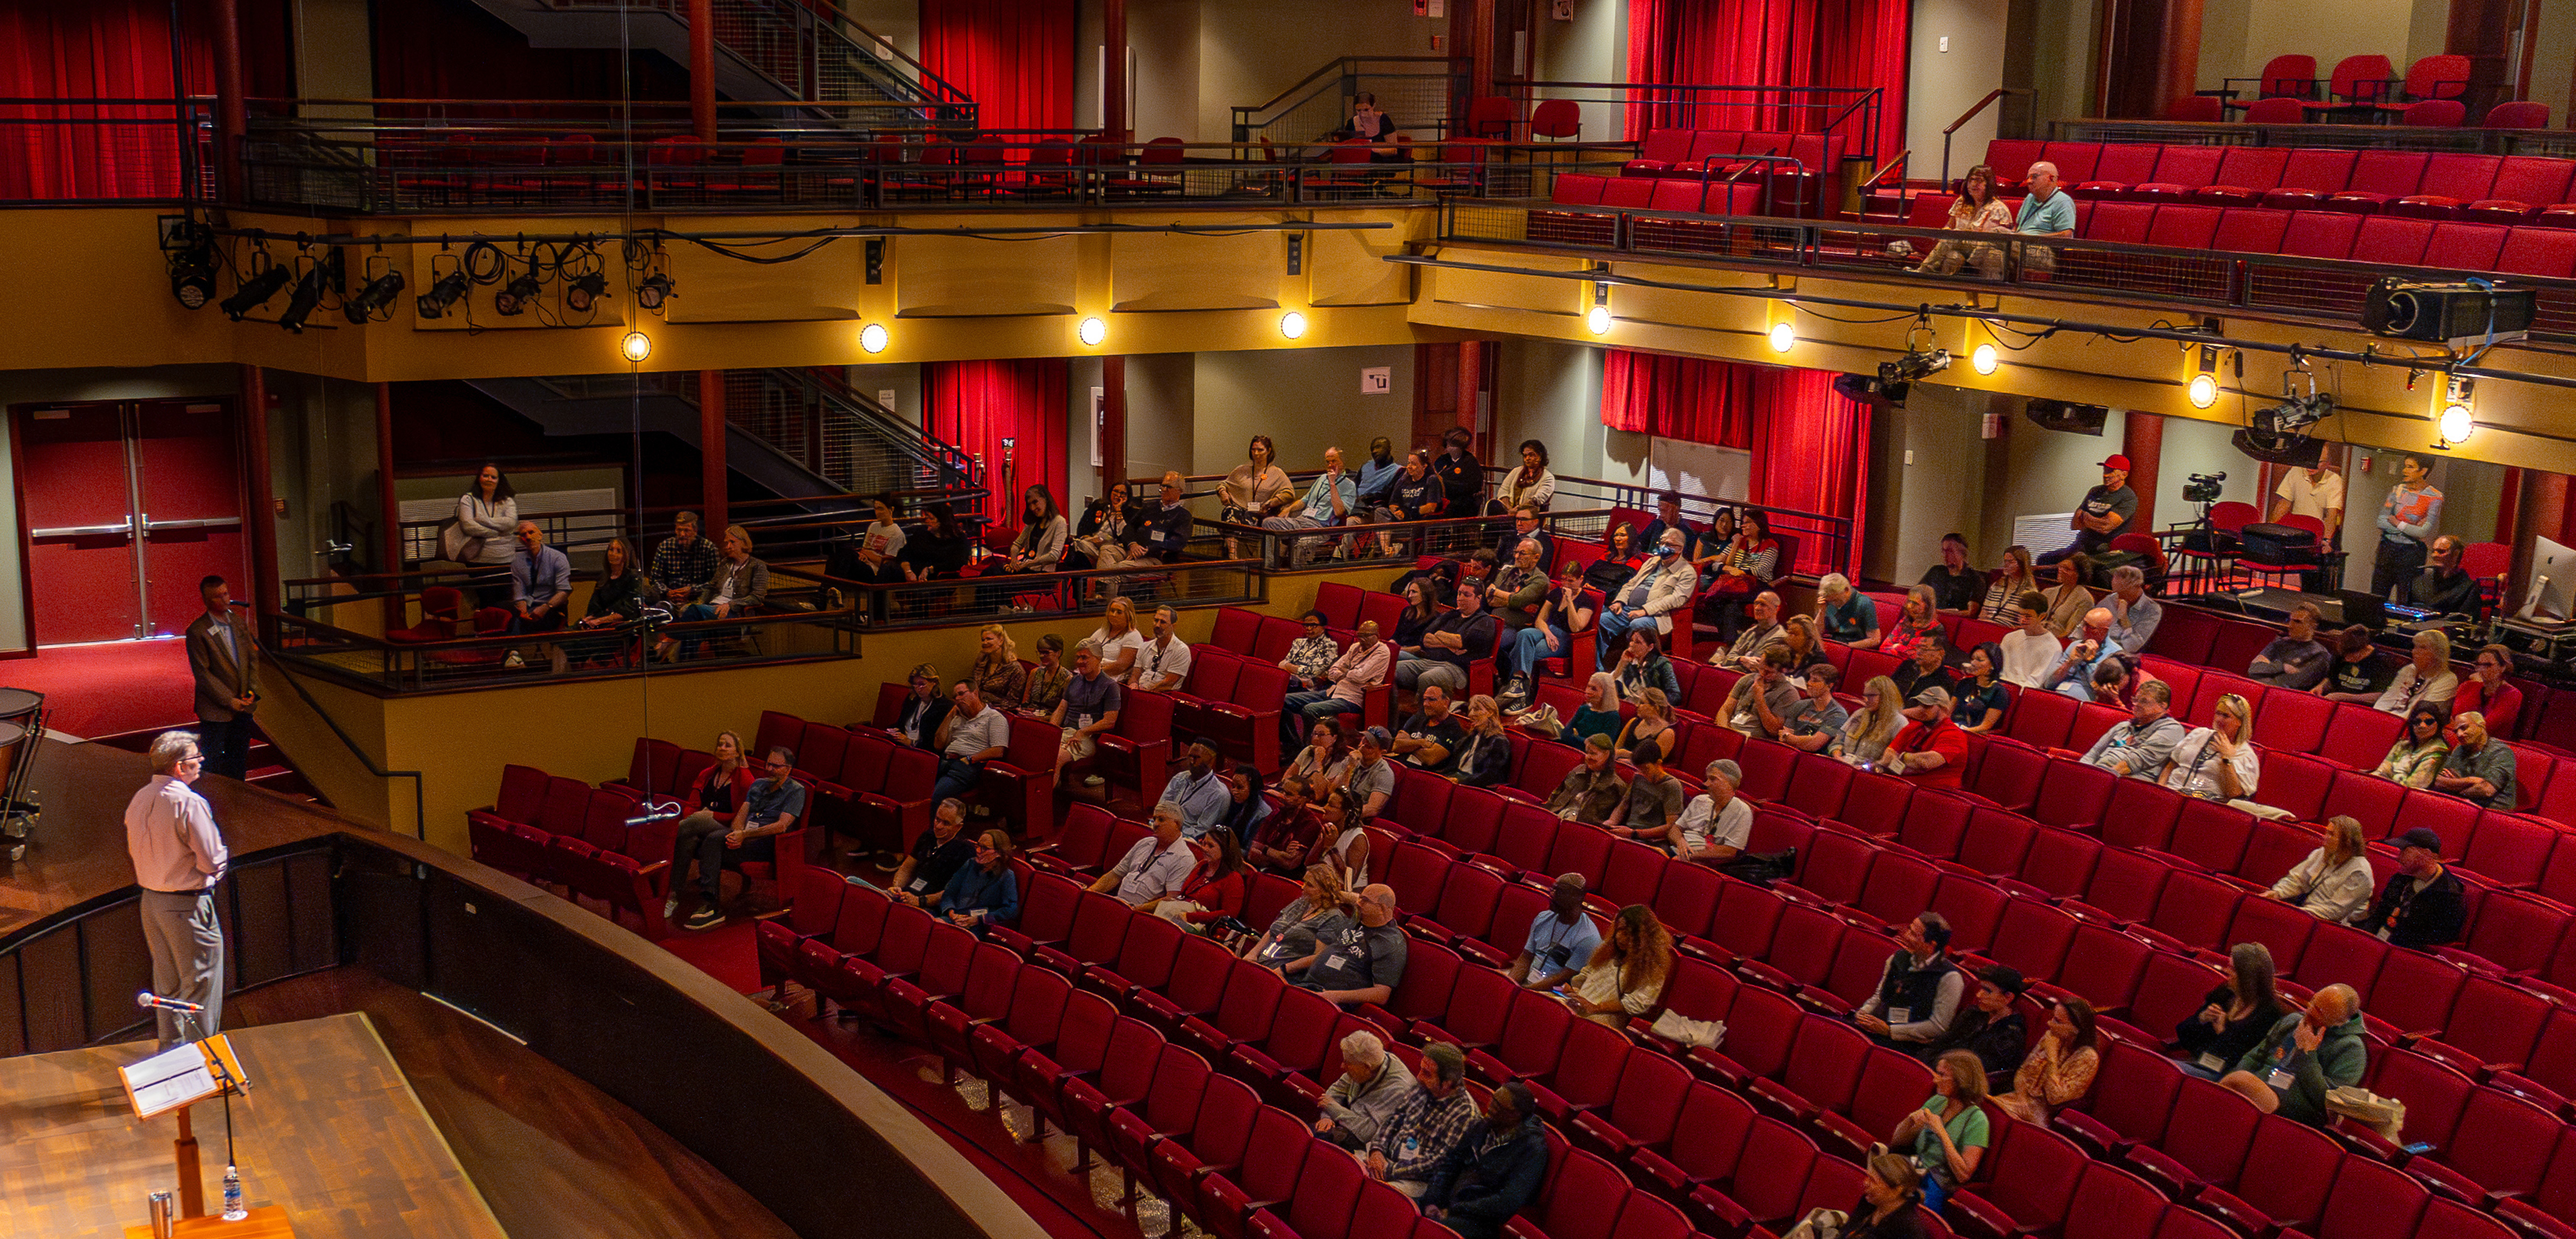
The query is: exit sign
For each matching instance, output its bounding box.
[1360,367,1392,395]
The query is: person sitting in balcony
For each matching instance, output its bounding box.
[1494,439,1556,515]
[1219,435,1295,560]
[2040,455,2137,570]
[571,535,651,667]
[1131,604,1192,692]
[1067,481,1134,572]
[999,485,1068,575]
[2008,161,2077,274]
[1352,437,1403,556]
[1431,428,1483,538]
[1264,447,1357,568]
[848,496,909,587]
[649,510,718,616]
[1915,163,2015,279]
[658,523,767,662]
[898,502,971,586]
[503,521,572,674]
[1373,449,1446,558]
[1138,471,1196,565]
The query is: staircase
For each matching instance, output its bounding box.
[90,726,325,804]
[459,0,972,127]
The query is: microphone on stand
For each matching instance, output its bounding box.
[137,990,205,1013]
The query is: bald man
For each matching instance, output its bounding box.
[2217,984,2366,1125]
[1137,471,1194,564]
[2048,607,2121,701]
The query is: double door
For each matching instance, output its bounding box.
[14,399,247,644]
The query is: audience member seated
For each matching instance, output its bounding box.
[2177,943,2289,1080]
[1544,736,1629,826]
[967,624,1029,710]
[1345,728,1398,819]
[2104,565,2160,654]
[1890,1050,1991,1211]
[1928,966,2031,1093]
[1493,505,1554,580]
[2411,534,2481,616]
[2038,453,2135,565]
[1283,620,1389,749]
[1882,687,1967,788]
[1214,765,1271,848]
[2246,602,2333,690]
[1317,1029,1420,1151]
[1832,676,1906,764]
[2432,710,2516,809]
[939,830,1020,935]
[2087,657,2134,711]
[1265,447,1357,569]
[1022,633,1072,717]
[1161,740,1233,838]
[1448,696,1513,788]
[1881,585,1944,660]
[2454,644,2522,736]
[1539,672,1622,749]
[1432,428,1484,534]
[1511,874,1603,989]
[1246,865,1345,967]
[1779,616,1828,675]
[1640,491,1699,562]
[931,682,1011,804]
[1890,634,1955,703]
[2083,681,2185,780]
[1617,688,1679,764]
[2354,827,2467,947]
[650,510,719,614]
[1424,1082,1546,1239]
[2372,702,2451,788]
[2038,554,2096,638]
[2217,985,2367,1126]
[1394,685,1466,774]
[1855,913,1962,1049]
[1398,587,1499,698]
[1917,163,2015,279]
[891,663,951,749]
[1816,572,1883,648]
[1564,905,1672,1029]
[2264,816,2376,923]
[1293,883,1407,1007]
[667,730,752,915]
[1584,523,1647,599]
[1001,485,1069,576]
[2320,625,2397,705]
[1596,528,1697,660]
[1778,665,1849,752]
[1700,510,1782,641]
[2046,608,2120,701]
[1713,590,1789,672]
[1690,507,1739,577]
[850,497,909,584]
[1512,559,1595,678]
[1725,648,1805,739]
[1248,776,1325,876]
[1138,472,1195,565]
[1092,802,1196,906]
[1611,627,1682,703]
[1373,450,1447,558]
[1495,439,1556,515]
[1067,481,1136,571]
[1606,740,1687,848]
[892,797,975,907]
[898,503,971,582]
[1282,717,1351,802]
[1051,644,1123,780]
[1354,438,1402,537]
[1674,759,1755,870]
[1920,533,1984,615]
[1847,1157,1933,1239]
[1085,598,1149,681]
[1993,997,2099,1124]
[1144,829,1250,932]
[2160,691,2257,801]
[1131,605,1193,691]
[1953,643,2009,734]
[1982,545,2042,623]
[2377,629,2459,716]
[1216,436,1294,560]
[506,522,571,652]
[1369,1041,1479,1200]
[1491,539,1550,696]
[570,534,649,665]
[669,745,804,932]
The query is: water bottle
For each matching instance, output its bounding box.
[222,1165,247,1222]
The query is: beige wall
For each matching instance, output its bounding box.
[1123,353,1198,483]
[2535,5,2576,129]
[1531,0,1629,143]
[1196,0,1449,144]
[1192,345,1416,476]
[2198,0,2422,96]
[1909,0,2012,172]
[1492,341,1607,487]
[1130,0,1205,139]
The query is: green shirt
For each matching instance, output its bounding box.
[1912,1093,1989,1185]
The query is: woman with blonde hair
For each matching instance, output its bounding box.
[1618,687,1677,763]
[1838,676,1906,765]
[2376,629,2460,716]
[966,623,1027,709]
[2265,815,2375,922]
[892,663,949,749]
[1889,1049,1989,1210]
[1085,596,1148,681]
[1564,905,1673,1027]
[1246,864,1345,965]
[1451,694,1513,788]
[2162,692,2259,801]
[2373,703,2451,788]
[1780,615,1826,674]
[1880,585,1943,660]
[1981,545,2041,623]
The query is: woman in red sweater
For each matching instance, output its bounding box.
[1146,829,1251,934]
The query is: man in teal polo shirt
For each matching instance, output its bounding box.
[2013,161,2077,275]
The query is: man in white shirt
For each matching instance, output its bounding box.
[1092,803,1195,905]
[1131,605,1193,691]
[1998,590,2062,689]
[125,731,229,1045]
[930,681,1011,805]
[2269,464,2345,541]
[1676,759,1753,865]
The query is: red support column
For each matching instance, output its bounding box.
[210,0,245,197]
[699,370,729,535]
[239,365,279,612]
[2121,410,2164,536]
[1103,0,1129,140]
[377,383,405,628]
[689,0,718,143]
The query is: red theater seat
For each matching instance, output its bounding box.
[2327,151,2433,212]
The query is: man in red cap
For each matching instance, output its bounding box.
[2038,454,2138,567]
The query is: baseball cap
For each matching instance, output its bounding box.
[1978,964,2029,994]
[1911,685,1953,710]
[2099,454,2132,471]
[1362,726,1393,747]
[2395,827,2443,852]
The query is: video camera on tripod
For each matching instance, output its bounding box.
[2182,472,2227,505]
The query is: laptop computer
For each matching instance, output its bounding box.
[2335,589,2390,630]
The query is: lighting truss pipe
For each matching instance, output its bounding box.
[1384,253,2576,396]
[201,221,1394,248]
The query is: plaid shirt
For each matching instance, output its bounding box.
[650,534,721,598]
[1374,1083,1481,1184]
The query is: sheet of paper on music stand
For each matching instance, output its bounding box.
[122,1042,219,1120]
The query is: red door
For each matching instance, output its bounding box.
[14,399,245,645]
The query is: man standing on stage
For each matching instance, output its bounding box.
[185,575,257,781]
[126,730,228,1047]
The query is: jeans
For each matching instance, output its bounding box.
[1512,623,1569,677]
[197,715,253,781]
[676,602,731,658]
[672,810,738,903]
[1597,607,1654,658]
[1282,689,1360,746]
[933,756,982,805]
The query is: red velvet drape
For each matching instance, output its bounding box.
[923,358,1071,525]
[1602,352,1869,575]
[919,0,1077,134]
[1600,349,1755,448]
[1625,0,1910,168]
[0,0,286,199]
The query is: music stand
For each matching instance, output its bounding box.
[120,1016,249,1220]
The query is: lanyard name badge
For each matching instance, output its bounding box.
[2268,1047,2300,1091]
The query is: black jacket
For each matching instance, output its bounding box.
[1927,1008,2027,1091]
[585,566,651,621]
[1429,1115,1547,1232]
[2355,866,2468,949]
[1142,503,1194,559]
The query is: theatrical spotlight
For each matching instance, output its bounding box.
[1834,372,1906,406]
[2252,388,2335,436]
[219,263,292,322]
[494,271,541,317]
[565,272,608,313]
[2233,372,2335,466]
[167,232,217,310]
[343,267,406,325]
[415,269,469,319]
[636,273,674,310]
[277,254,337,334]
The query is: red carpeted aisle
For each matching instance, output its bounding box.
[0,638,197,740]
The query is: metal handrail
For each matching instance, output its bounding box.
[245,615,428,838]
[1939,88,2035,194]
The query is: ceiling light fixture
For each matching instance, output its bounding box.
[1079,316,1107,347]
[620,330,652,363]
[1280,310,1308,340]
[860,321,889,354]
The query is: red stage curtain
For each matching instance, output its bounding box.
[923,358,1070,525]
[1749,368,1871,576]
[920,0,1076,134]
[0,0,286,199]
[1600,349,1754,448]
[1624,0,1909,168]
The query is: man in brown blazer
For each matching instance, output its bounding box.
[185,575,258,781]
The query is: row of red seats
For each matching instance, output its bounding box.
[1890,194,2576,281]
[1613,128,1848,217]
[1979,140,2576,221]
[468,763,695,939]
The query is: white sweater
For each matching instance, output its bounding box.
[1999,629,2062,690]
[2268,849,2376,925]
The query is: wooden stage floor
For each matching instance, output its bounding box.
[0,1010,507,1239]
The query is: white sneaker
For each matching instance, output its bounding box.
[663,897,679,922]
[503,650,525,669]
